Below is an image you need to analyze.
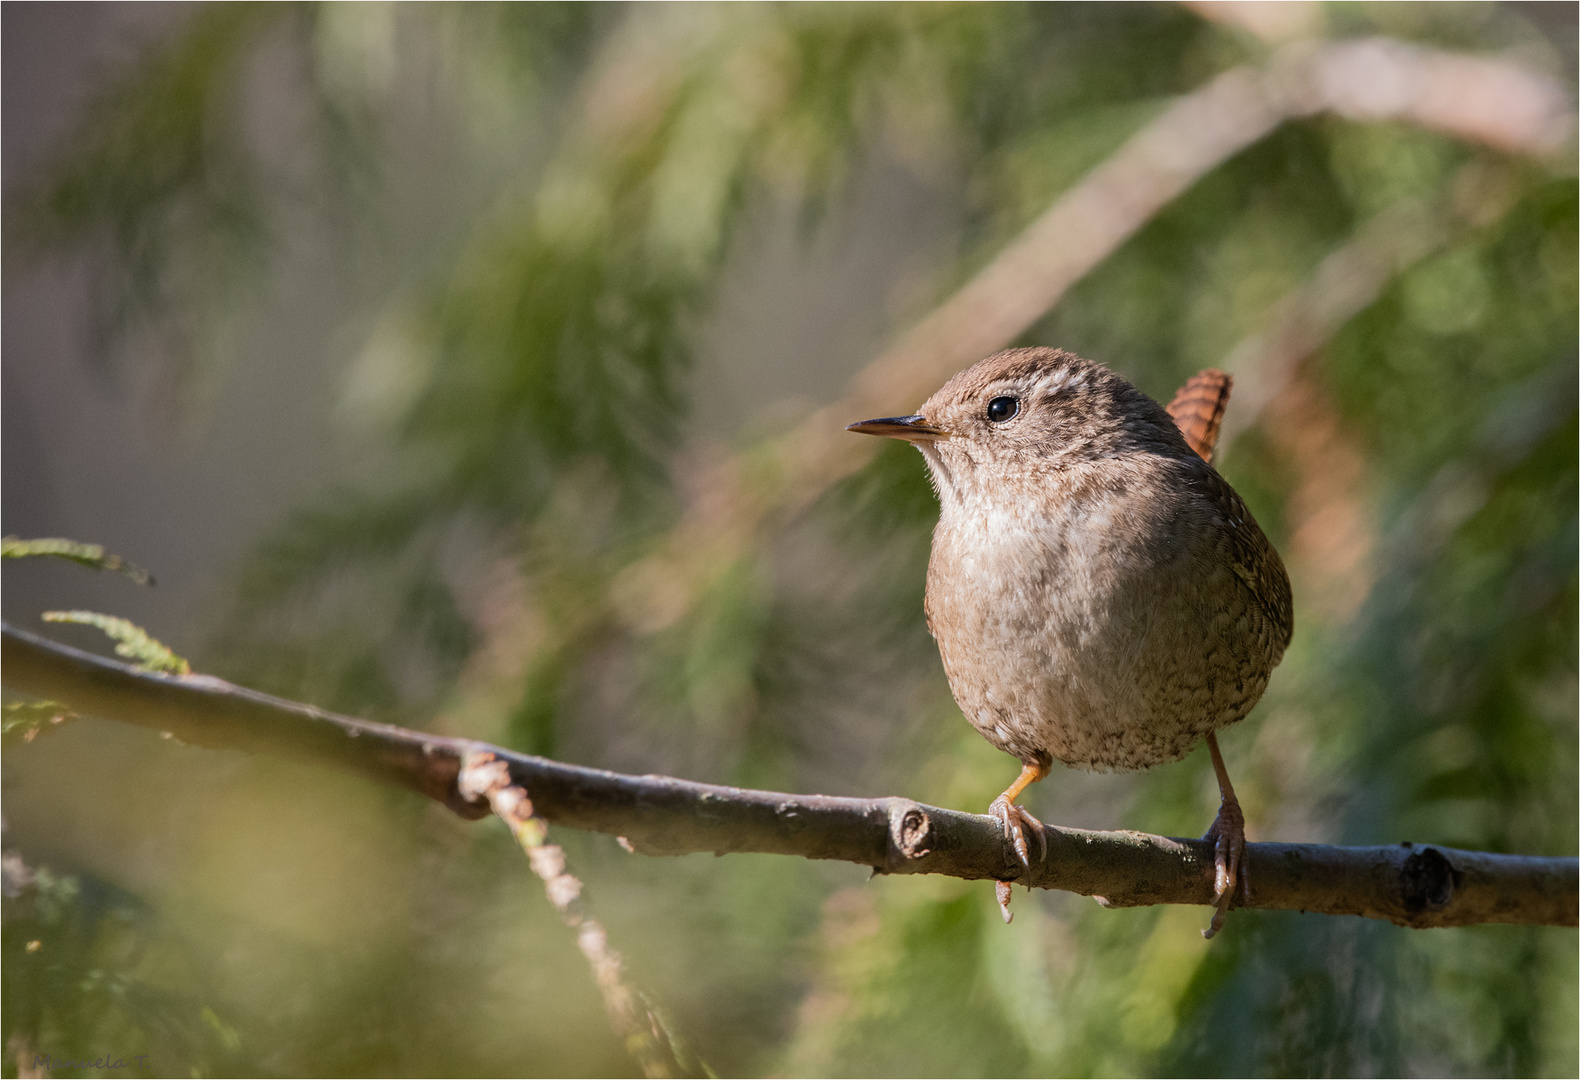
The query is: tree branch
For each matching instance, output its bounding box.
[460,756,699,1079]
[5,623,1574,930]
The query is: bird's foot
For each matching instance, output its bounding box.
[986,762,1050,923]
[988,796,1045,924]
[1200,796,1249,940]
[988,794,1047,870]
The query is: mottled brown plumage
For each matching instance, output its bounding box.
[847,347,1292,935]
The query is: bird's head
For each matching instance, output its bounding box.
[846,347,1188,510]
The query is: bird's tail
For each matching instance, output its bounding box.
[1166,369,1232,464]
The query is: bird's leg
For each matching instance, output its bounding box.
[1200,731,1249,939]
[989,759,1048,923]
[989,760,1049,867]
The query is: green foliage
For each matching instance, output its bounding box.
[6,4,288,385]
[5,4,1574,1078]
[40,613,191,676]
[2,537,152,586]
[1,859,245,1079]
[1,701,77,745]
[199,490,473,721]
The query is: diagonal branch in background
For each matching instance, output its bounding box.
[461,756,701,1079]
[1203,164,1522,623]
[769,36,1571,503]
[1217,161,1521,452]
[614,36,1573,634]
[6,622,1575,931]
[1217,197,1449,451]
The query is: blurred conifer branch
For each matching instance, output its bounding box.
[785,34,1570,491]
[1,701,78,745]
[2,537,153,586]
[1218,159,1516,450]
[610,34,1572,642]
[6,5,294,398]
[459,754,706,1079]
[5,622,1574,930]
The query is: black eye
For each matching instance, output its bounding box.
[986,396,1019,423]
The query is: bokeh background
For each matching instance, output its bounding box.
[3,3,1576,1077]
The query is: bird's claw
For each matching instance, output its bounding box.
[988,796,1046,923]
[988,795,1047,870]
[1201,796,1249,939]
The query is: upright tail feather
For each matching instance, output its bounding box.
[1166,369,1233,464]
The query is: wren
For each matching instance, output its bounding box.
[848,347,1292,936]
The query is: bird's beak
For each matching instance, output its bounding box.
[845,414,950,443]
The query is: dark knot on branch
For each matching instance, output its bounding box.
[886,801,934,867]
[1399,844,1460,914]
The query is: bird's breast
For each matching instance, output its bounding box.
[925,476,1274,771]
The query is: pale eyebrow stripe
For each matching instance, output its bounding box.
[1025,369,1083,397]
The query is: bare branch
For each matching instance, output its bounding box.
[5,623,1574,930]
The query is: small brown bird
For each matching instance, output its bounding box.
[848,347,1292,936]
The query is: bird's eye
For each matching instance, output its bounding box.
[986,396,1019,423]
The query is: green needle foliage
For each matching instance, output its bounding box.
[2,537,152,586]
[40,613,192,676]
[2,701,77,745]
[2,861,246,1080]
[4,4,1574,1077]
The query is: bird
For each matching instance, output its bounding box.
[846,347,1292,936]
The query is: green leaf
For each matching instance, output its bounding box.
[2,537,153,586]
[40,611,190,675]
